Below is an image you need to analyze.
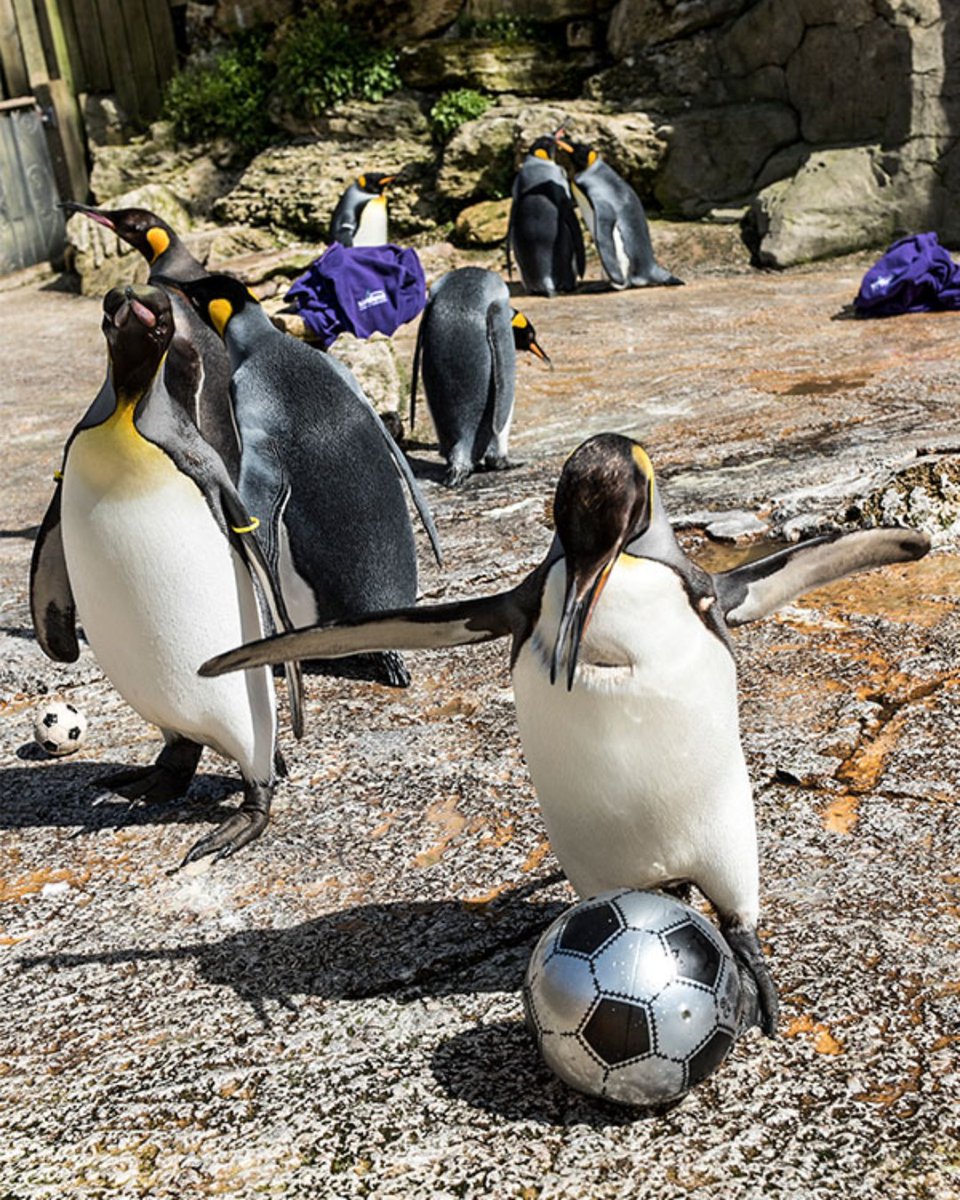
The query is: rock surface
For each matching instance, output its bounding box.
[2,246,960,1197]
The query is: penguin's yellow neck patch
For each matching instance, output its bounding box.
[69,387,170,492]
[208,298,233,337]
[146,227,170,262]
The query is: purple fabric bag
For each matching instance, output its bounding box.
[285,242,426,346]
[853,232,960,317]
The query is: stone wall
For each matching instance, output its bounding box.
[88,0,960,269]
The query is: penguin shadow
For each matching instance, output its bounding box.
[503,280,613,300]
[0,625,38,640]
[430,1019,664,1128]
[20,886,568,1016]
[831,304,861,321]
[0,754,241,833]
[0,525,39,540]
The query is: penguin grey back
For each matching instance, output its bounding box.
[416,268,516,485]
[509,156,584,296]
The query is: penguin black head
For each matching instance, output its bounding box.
[101,284,175,399]
[356,171,396,195]
[63,202,178,266]
[555,137,598,174]
[528,136,559,162]
[165,273,260,339]
[510,310,551,365]
[550,434,655,688]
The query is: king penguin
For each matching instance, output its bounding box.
[507,137,585,297]
[169,271,443,688]
[410,267,551,487]
[30,283,304,867]
[329,172,396,247]
[62,202,239,479]
[555,139,682,289]
[199,433,932,1032]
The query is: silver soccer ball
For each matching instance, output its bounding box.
[33,700,87,757]
[523,888,741,1107]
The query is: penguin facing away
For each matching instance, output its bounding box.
[555,139,682,289]
[507,137,585,297]
[329,172,396,247]
[200,433,932,1033]
[169,272,443,688]
[410,267,551,487]
[30,284,304,867]
[62,202,240,479]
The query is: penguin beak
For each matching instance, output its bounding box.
[528,337,552,369]
[550,553,617,690]
[60,201,116,231]
[555,138,574,154]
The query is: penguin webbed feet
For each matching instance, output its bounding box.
[442,463,473,489]
[722,921,779,1039]
[175,779,274,871]
[95,738,203,805]
[482,454,524,474]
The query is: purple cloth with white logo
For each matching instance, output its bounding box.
[285,242,426,347]
[854,232,960,317]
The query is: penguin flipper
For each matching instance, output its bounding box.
[565,201,586,281]
[593,206,627,288]
[715,528,931,626]
[487,303,515,437]
[220,486,305,740]
[200,589,523,679]
[410,308,425,431]
[30,482,79,663]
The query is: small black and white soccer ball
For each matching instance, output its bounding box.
[33,700,87,757]
[523,888,741,1107]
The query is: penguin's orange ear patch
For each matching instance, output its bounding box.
[208,298,234,337]
[358,174,367,189]
[631,444,654,480]
[146,227,170,262]
[511,312,529,330]
[534,148,550,160]
[587,149,598,167]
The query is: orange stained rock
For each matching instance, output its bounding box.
[785,1013,845,1055]
[521,841,552,873]
[413,793,467,868]
[797,555,960,630]
[822,794,860,835]
[0,866,91,903]
[460,881,514,910]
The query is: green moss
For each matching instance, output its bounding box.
[162,30,275,155]
[274,6,401,119]
[429,88,493,143]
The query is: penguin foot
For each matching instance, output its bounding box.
[442,464,472,488]
[177,780,273,869]
[96,738,203,804]
[482,455,524,473]
[304,651,410,688]
[722,921,779,1038]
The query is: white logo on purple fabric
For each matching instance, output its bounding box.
[358,289,389,310]
[870,274,893,293]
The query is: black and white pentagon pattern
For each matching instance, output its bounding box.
[524,889,741,1106]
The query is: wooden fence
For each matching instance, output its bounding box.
[0,0,179,204]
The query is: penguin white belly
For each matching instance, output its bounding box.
[611,223,631,288]
[61,419,275,777]
[354,196,388,246]
[512,556,758,923]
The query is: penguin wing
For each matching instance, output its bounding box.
[486,302,515,436]
[200,589,527,679]
[714,528,931,626]
[563,197,586,279]
[410,307,425,431]
[30,482,79,663]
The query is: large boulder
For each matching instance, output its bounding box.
[213,0,294,32]
[453,198,512,246]
[214,139,440,241]
[398,40,599,97]
[341,0,462,41]
[744,146,901,268]
[437,99,668,206]
[654,102,799,216]
[607,0,751,56]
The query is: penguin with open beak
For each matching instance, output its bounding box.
[198,433,931,1031]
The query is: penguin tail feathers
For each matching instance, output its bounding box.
[716,526,931,627]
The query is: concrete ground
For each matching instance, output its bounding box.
[1,244,959,1198]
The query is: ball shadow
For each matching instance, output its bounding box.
[430,1019,658,1128]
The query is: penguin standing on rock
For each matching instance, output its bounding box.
[200,433,931,1032]
[555,138,682,289]
[30,284,303,867]
[507,137,585,297]
[411,267,551,487]
[329,172,396,247]
[62,203,239,479]
[170,272,442,688]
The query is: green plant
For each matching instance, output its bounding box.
[429,88,492,143]
[460,15,539,43]
[162,30,275,154]
[274,7,400,118]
